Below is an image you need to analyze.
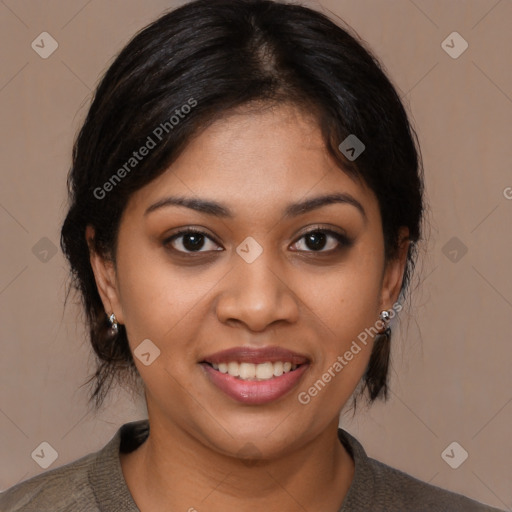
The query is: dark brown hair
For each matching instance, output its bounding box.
[60,0,426,412]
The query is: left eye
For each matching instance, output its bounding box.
[291,229,352,253]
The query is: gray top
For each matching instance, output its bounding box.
[0,419,505,511]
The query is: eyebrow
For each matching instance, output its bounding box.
[144,192,367,223]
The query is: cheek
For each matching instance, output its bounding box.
[115,241,210,352]
[306,259,382,338]
[298,254,384,391]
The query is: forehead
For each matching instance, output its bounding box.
[125,103,379,222]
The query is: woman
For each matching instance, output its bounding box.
[0,0,505,510]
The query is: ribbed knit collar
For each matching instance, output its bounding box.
[90,419,369,511]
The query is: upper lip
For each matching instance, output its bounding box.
[201,346,310,365]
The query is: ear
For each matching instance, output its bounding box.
[379,226,411,310]
[85,225,124,325]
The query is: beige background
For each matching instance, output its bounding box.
[0,0,510,509]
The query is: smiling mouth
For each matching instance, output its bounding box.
[202,361,303,381]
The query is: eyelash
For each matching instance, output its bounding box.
[163,226,353,255]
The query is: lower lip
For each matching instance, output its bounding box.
[201,363,309,405]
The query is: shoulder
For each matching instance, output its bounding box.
[0,451,100,512]
[339,429,505,512]
[368,457,503,511]
[0,420,146,512]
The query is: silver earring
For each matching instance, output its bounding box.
[379,309,392,337]
[379,310,391,323]
[108,312,118,333]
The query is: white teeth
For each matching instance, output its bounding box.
[273,361,284,377]
[255,362,274,379]
[209,361,301,380]
[228,361,239,376]
[239,362,256,379]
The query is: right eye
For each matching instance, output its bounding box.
[163,228,223,254]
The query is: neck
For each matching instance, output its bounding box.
[120,417,354,512]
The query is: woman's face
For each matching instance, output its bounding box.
[88,103,409,458]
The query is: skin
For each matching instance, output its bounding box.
[86,103,410,512]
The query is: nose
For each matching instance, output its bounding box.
[215,251,299,332]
